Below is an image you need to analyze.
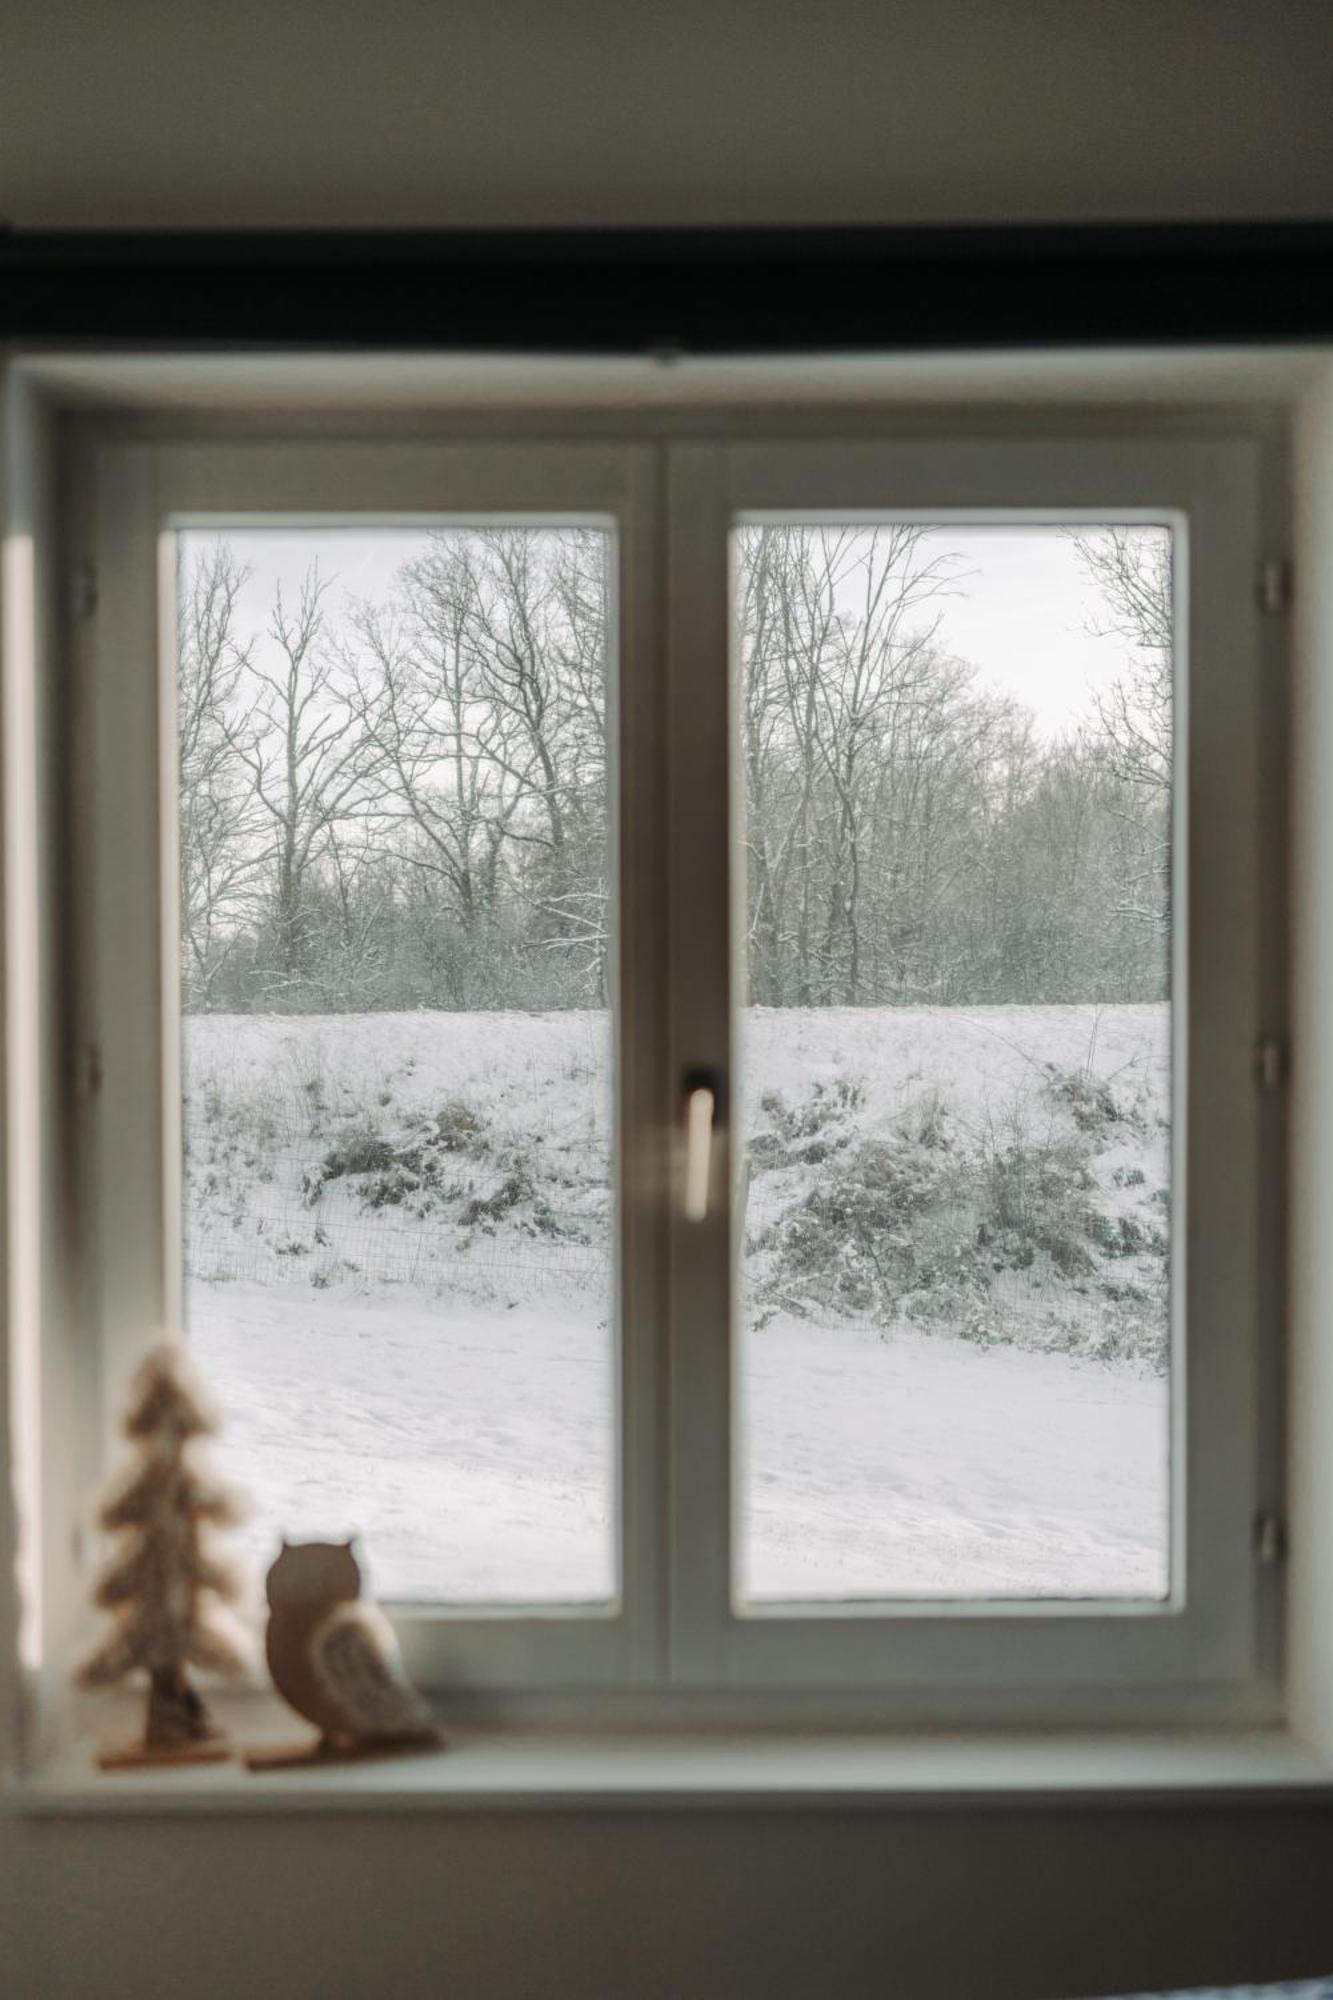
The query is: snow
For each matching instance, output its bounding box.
[741,1315,1166,1601]
[183,1001,1171,1607]
[741,1001,1167,1132]
[191,1283,615,1606]
[192,1284,1166,1608]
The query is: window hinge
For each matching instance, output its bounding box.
[1258,557,1293,615]
[1254,1511,1288,1566]
[80,1042,104,1099]
[1254,1035,1290,1091]
[71,559,99,624]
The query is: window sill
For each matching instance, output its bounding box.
[10,1723,1333,1816]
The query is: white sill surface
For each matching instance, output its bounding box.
[11,1726,1333,1815]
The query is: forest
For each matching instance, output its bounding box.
[177,522,1171,1016]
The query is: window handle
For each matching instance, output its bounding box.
[682,1068,722,1222]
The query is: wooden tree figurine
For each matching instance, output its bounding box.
[79,1343,250,1768]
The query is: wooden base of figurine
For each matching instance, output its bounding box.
[95,1736,232,1771]
[244,1732,443,1772]
[91,1667,233,1770]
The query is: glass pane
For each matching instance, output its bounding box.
[734,522,1173,1603]
[176,524,616,1604]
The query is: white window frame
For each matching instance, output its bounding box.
[50,409,1280,1719]
[77,436,665,1693]
[665,436,1271,1698]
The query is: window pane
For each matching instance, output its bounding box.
[176,525,616,1604]
[734,522,1173,1603]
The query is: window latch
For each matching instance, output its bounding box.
[682,1067,723,1222]
[1254,1036,1290,1091]
[1254,1511,1288,1566]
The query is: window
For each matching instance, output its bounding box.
[175,520,618,1608]
[65,418,1274,1713]
[733,518,1174,1608]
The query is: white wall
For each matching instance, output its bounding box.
[5,5,1333,1996]
[7,1802,1333,2000]
[2,0,1333,229]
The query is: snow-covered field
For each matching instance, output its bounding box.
[193,1285,1166,1606]
[184,1003,1171,1604]
[191,1284,616,1605]
[741,1314,1166,1600]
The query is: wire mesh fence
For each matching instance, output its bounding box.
[185,1174,1162,1368]
[185,1177,610,1297]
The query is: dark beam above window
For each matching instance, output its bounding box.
[2,223,1332,351]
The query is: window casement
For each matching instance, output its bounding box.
[665,435,1273,1703]
[32,406,1281,1723]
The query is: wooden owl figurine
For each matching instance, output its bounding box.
[259,1539,442,1759]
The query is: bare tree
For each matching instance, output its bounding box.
[332,527,614,1008]
[176,541,265,1007]
[538,529,612,993]
[1074,527,1174,938]
[423,527,610,997]
[1078,528,1172,792]
[465,530,607,923]
[226,568,381,1000]
[348,557,517,932]
[737,525,962,1004]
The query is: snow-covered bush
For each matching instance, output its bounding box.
[752,1114,972,1326]
[980,1129,1097,1278]
[305,1100,492,1214]
[750,1077,866,1169]
[320,1127,397,1180]
[434,1098,486,1150]
[183,1005,1167,1358]
[1044,1063,1125,1134]
[750,1061,1168,1367]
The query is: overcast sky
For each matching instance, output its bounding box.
[181,522,1170,739]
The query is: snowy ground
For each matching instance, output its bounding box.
[184,1002,1172,1605]
[191,1283,616,1606]
[192,1284,1167,1609]
[741,1314,1166,1601]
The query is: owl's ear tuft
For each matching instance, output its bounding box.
[280,1536,291,1551]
